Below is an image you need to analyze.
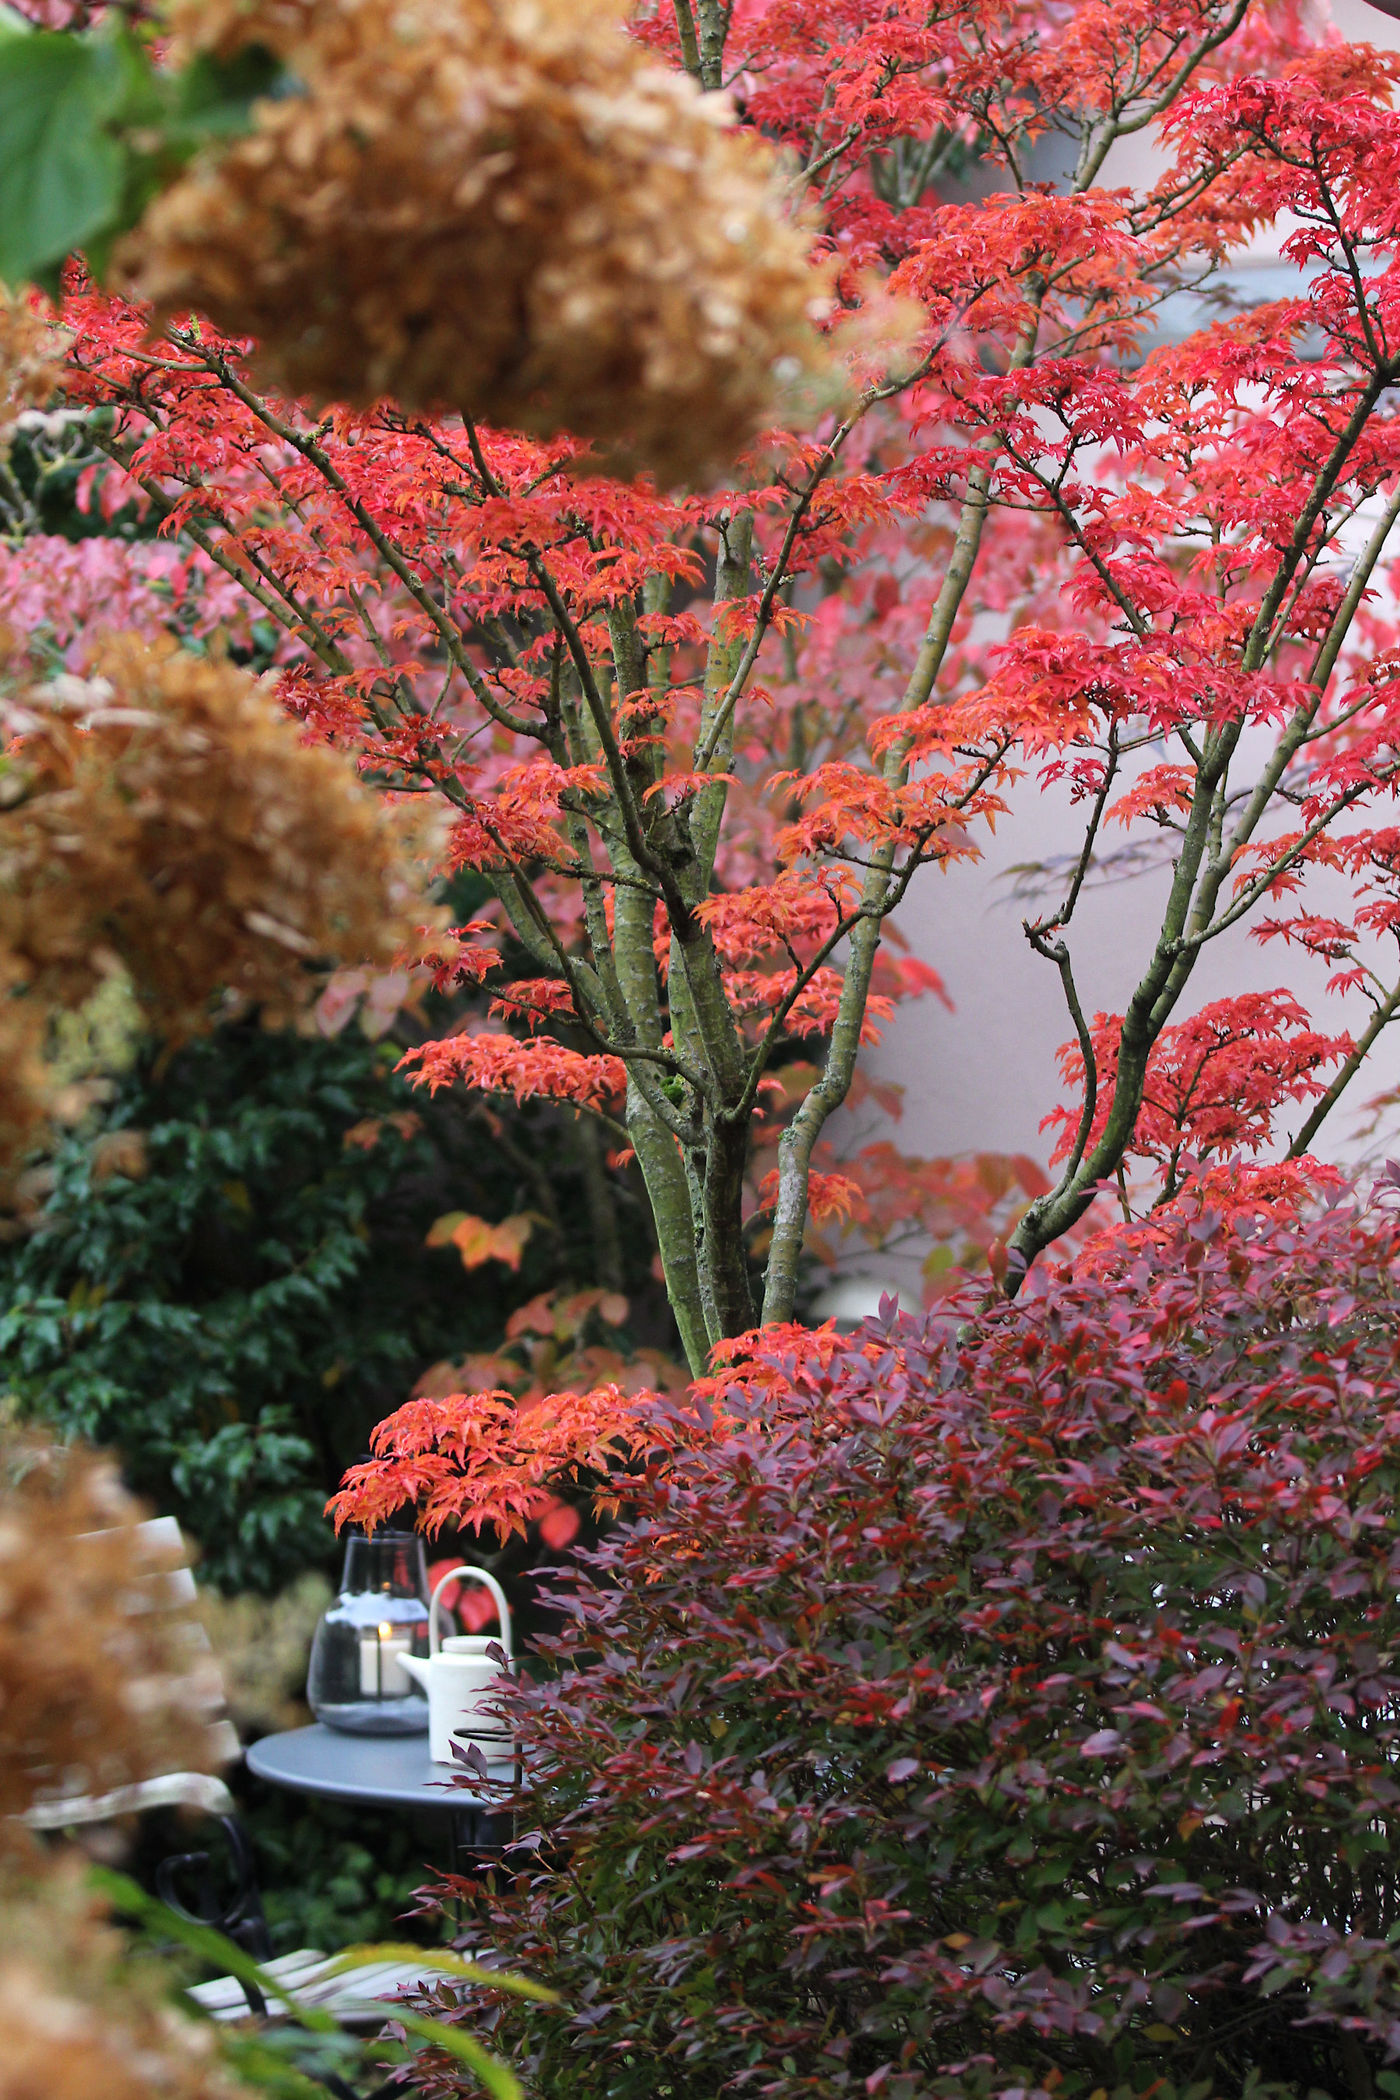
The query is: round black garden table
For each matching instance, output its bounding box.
[246,1724,517,1868]
[247,1723,513,1811]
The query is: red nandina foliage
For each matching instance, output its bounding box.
[407,1202,1400,2100]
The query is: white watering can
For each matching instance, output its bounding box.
[396,1565,513,1765]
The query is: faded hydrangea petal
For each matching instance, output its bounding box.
[0,632,436,1179]
[124,0,833,483]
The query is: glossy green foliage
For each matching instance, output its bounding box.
[0,1022,532,1591]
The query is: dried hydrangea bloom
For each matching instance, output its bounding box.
[0,288,66,438]
[0,632,432,1043]
[0,1432,225,1841]
[0,1000,50,1187]
[0,1866,244,2100]
[127,0,832,483]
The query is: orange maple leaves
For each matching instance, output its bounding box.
[399,1036,627,1114]
[326,1382,673,1542]
[426,1211,539,1272]
[1045,993,1353,1179]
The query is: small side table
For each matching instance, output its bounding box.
[247,1724,515,1868]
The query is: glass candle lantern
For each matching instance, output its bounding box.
[307,1532,431,1735]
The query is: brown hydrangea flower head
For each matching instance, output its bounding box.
[0,1430,225,1843]
[0,1000,50,1188]
[126,0,832,483]
[0,287,66,439]
[0,1864,246,2100]
[0,631,431,1043]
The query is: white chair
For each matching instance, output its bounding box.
[23,1514,443,2029]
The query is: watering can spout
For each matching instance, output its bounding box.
[396,1651,432,1694]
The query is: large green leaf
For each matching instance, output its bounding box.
[0,34,125,282]
[0,20,289,291]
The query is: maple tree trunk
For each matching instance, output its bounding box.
[626,1076,711,1371]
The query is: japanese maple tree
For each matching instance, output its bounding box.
[19,0,1400,1362]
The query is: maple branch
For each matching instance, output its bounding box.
[492,869,705,1099]
[1009,447,1150,640]
[1310,153,1384,373]
[484,856,708,1174]
[98,445,355,680]
[671,0,702,80]
[1294,683,1391,750]
[114,431,532,803]
[185,346,541,744]
[739,764,1005,1129]
[466,803,701,1123]
[1081,0,1250,158]
[243,445,407,670]
[733,906,869,1120]
[1262,533,1335,668]
[485,857,606,1021]
[760,805,968,1323]
[690,338,948,781]
[1028,723,1123,939]
[1199,482,1400,890]
[627,1076,710,1372]
[691,508,753,887]
[798,123,862,190]
[1245,369,1395,674]
[763,272,1053,1321]
[1043,263,1214,365]
[542,630,654,1060]
[689,0,728,88]
[1188,770,1400,952]
[458,418,680,914]
[1006,736,1231,1280]
[761,899,887,1326]
[897,287,1053,721]
[1147,411,1400,986]
[691,473,847,776]
[1010,732,1396,1284]
[1025,926,1097,1186]
[900,466,995,714]
[1287,968,1400,1160]
[1309,480,1400,695]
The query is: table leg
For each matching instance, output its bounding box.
[446,1803,508,1881]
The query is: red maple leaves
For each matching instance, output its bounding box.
[399,1036,628,1114]
[1046,992,1353,1188]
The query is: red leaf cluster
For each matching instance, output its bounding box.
[26,0,1400,1328]
[397,1035,627,1114]
[1045,991,1354,1179]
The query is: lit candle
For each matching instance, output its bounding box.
[359,1622,413,1697]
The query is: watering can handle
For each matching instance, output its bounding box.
[428,1565,512,1660]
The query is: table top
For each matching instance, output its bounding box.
[246,1724,515,1811]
